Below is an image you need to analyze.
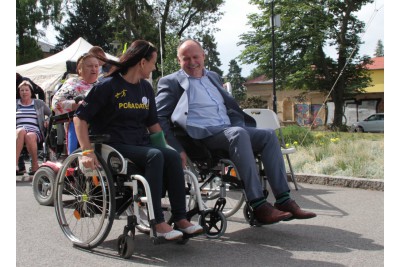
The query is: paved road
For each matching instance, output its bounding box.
[16,176,383,267]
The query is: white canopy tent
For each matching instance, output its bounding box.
[16,37,118,96]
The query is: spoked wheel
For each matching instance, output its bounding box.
[200,176,245,218]
[54,152,116,249]
[117,234,135,259]
[186,158,245,218]
[198,209,227,239]
[32,166,56,206]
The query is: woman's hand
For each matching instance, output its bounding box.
[81,152,100,170]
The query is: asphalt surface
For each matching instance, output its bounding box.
[15,174,384,267]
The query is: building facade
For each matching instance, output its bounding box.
[243,57,384,127]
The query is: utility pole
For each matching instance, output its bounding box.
[265,0,279,113]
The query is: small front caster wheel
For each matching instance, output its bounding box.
[198,209,227,239]
[117,234,135,259]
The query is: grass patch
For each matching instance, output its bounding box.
[283,130,384,179]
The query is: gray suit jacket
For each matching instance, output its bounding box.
[156,69,256,153]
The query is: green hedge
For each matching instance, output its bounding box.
[280,125,315,146]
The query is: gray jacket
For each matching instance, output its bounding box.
[156,69,256,153]
[16,99,52,137]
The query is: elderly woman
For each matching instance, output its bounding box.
[74,40,203,240]
[51,53,99,154]
[16,81,51,175]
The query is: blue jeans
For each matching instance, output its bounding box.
[110,144,187,224]
[68,121,78,155]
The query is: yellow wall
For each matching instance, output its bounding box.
[364,69,384,93]
[245,66,384,124]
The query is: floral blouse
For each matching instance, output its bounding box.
[51,76,95,115]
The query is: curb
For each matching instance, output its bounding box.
[289,173,384,191]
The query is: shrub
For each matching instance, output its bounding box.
[280,125,315,146]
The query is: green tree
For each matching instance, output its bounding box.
[238,0,373,129]
[226,59,246,101]
[156,33,180,82]
[107,0,224,80]
[374,39,384,57]
[200,33,223,76]
[154,0,224,63]
[55,0,114,51]
[16,36,43,65]
[247,66,266,80]
[16,0,63,64]
[109,0,158,52]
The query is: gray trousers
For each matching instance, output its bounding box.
[201,126,290,201]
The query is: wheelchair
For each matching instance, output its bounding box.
[53,135,227,258]
[172,126,270,226]
[32,111,72,206]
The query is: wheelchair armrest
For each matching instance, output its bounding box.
[50,110,76,125]
[281,147,296,155]
[89,134,111,143]
[171,124,188,137]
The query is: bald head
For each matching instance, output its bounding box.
[177,39,205,78]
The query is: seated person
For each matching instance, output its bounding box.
[16,81,51,175]
[89,46,110,78]
[51,53,99,154]
[16,73,46,102]
[156,39,317,224]
[74,40,203,240]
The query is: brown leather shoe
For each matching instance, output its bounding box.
[274,199,316,220]
[253,202,293,224]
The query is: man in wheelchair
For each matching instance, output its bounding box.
[156,39,316,225]
[73,40,203,241]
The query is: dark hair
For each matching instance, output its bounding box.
[17,80,34,99]
[95,40,157,77]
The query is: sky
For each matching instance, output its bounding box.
[215,0,385,77]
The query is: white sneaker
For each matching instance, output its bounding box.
[179,225,203,235]
[156,229,183,240]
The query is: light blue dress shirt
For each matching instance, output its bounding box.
[184,70,231,133]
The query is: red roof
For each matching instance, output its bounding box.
[366,57,384,70]
[244,75,272,85]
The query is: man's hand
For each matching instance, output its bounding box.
[180,151,187,169]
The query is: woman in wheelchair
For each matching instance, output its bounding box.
[51,52,100,155]
[73,40,203,241]
[16,80,51,175]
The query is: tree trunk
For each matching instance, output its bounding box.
[160,0,171,62]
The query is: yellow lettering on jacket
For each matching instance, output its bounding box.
[118,102,149,110]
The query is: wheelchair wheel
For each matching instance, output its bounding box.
[54,151,116,249]
[32,166,56,206]
[117,234,135,259]
[200,171,245,218]
[186,158,244,218]
[198,209,227,239]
